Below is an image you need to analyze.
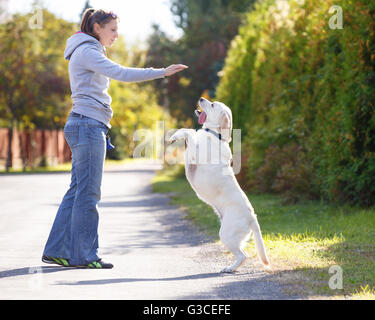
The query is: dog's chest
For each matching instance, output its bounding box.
[185,164,228,199]
[186,131,231,166]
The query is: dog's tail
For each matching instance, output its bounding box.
[249,219,270,267]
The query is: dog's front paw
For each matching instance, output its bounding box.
[167,133,178,144]
[168,131,184,144]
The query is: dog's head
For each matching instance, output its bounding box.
[196,97,233,143]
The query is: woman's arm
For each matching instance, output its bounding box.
[80,46,187,81]
[80,46,164,82]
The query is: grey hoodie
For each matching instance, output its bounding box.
[64,32,165,128]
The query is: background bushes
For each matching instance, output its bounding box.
[216,0,375,206]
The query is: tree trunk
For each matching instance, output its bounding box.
[18,127,27,172]
[6,91,15,172]
[6,126,13,172]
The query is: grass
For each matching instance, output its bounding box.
[152,164,375,300]
[0,163,73,174]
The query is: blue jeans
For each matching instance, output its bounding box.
[43,113,108,265]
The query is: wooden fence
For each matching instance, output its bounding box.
[0,128,71,170]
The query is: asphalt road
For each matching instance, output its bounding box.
[0,163,300,300]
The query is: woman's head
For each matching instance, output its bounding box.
[80,8,119,47]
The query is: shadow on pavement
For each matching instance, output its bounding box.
[0,266,74,279]
[177,276,301,300]
[55,272,223,286]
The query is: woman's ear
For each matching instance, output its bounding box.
[93,22,101,38]
[219,111,232,143]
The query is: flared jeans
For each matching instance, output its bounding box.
[43,112,108,265]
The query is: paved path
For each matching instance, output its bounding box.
[0,163,299,300]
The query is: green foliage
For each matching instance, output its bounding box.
[0,10,76,130]
[146,0,255,124]
[216,0,375,207]
[252,143,319,203]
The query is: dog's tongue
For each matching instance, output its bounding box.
[198,112,207,125]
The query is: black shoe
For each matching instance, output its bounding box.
[87,259,114,269]
[42,255,71,267]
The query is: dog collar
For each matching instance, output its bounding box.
[201,128,222,141]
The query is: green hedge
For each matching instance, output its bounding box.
[216,0,375,206]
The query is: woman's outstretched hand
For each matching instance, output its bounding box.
[165,64,189,77]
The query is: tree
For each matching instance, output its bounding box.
[146,0,256,124]
[0,9,76,170]
[216,0,375,206]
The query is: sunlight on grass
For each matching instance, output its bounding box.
[258,233,344,270]
[351,285,375,300]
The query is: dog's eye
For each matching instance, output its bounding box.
[211,103,214,108]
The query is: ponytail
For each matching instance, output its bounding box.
[80,8,98,40]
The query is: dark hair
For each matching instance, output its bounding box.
[80,8,119,41]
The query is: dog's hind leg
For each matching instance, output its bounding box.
[219,221,249,273]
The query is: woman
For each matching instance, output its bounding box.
[42,8,188,269]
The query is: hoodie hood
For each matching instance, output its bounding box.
[64,32,104,60]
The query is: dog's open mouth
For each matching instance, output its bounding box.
[195,108,207,125]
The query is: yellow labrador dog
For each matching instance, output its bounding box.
[169,97,270,273]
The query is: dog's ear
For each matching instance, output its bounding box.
[219,110,232,143]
